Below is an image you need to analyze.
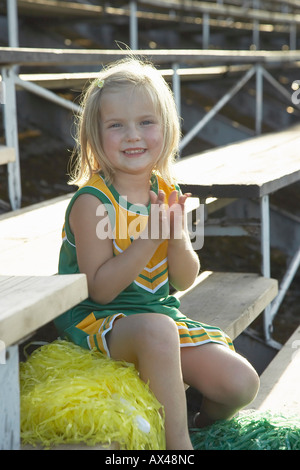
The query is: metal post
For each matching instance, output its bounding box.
[252,20,260,50]
[129,1,138,50]
[2,66,21,210]
[0,345,20,450]
[255,64,263,135]
[260,195,272,341]
[172,63,181,120]
[252,0,260,50]
[269,245,300,322]
[260,195,270,279]
[7,0,19,47]
[290,23,297,51]
[202,13,210,49]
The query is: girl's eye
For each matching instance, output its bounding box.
[141,120,153,126]
[110,123,122,128]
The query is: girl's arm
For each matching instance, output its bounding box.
[69,191,167,305]
[167,192,200,291]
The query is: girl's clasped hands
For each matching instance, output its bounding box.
[146,189,191,243]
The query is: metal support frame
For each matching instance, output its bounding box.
[262,67,298,105]
[179,65,256,151]
[202,13,210,49]
[172,63,181,118]
[127,1,298,52]
[1,67,21,210]
[269,245,300,322]
[0,345,20,450]
[129,0,138,50]
[1,69,81,209]
[260,195,272,341]
[14,75,81,114]
[252,0,260,49]
[7,0,18,48]
[290,23,297,50]
[255,64,263,135]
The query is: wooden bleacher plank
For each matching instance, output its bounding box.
[174,124,300,199]
[0,274,88,348]
[1,47,300,68]
[248,326,300,415]
[16,0,299,27]
[0,193,72,276]
[0,192,224,278]
[174,271,278,340]
[16,0,104,18]
[140,0,300,24]
[18,65,252,90]
[13,0,300,30]
[0,145,15,165]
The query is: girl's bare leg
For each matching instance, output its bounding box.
[107,313,193,450]
[181,343,260,427]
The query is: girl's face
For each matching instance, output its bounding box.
[99,86,164,181]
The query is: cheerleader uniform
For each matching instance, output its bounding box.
[54,172,234,356]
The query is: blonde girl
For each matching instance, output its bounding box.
[55,58,259,450]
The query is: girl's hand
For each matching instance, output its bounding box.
[146,190,170,243]
[143,190,190,244]
[168,190,191,241]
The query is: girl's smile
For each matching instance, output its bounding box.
[123,148,146,157]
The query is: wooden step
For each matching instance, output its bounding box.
[0,192,233,277]
[247,325,300,415]
[175,271,278,340]
[0,274,88,348]
[0,145,15,165]
[0,193,73,276]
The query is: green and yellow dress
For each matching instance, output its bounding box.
[54,172,234,356]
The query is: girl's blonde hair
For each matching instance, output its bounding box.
[68,57,181,187]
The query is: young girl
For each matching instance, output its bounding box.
[55,58,259,450]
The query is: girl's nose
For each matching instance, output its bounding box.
[126,124,141,142]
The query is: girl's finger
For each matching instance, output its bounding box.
[178,193,191,207]
[157,190,166,205]
[149,190,158,205]
[168,190,178,207]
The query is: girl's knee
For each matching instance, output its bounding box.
[226,359,260,407]
[108,313,180,366]
[137,313,179,351]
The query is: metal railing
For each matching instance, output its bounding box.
[2,0,300,50]
[2,51,300,209]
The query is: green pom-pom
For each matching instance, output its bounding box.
[190,411,300,450]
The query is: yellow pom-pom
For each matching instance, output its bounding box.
[20,340,165,450]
